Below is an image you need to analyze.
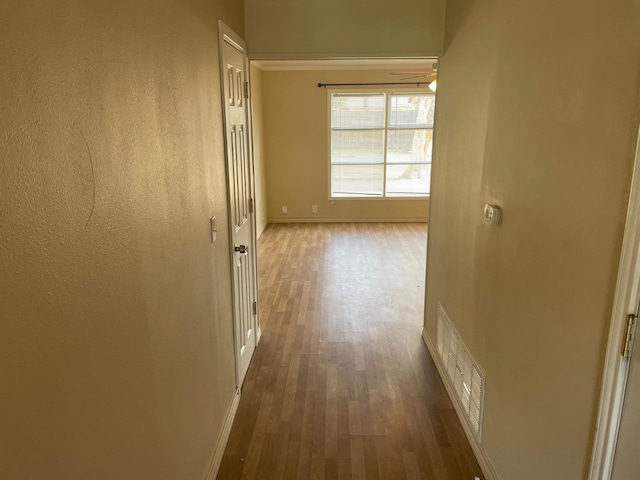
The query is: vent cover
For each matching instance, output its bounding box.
[436,303,485,439]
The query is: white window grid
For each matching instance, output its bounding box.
[328,90,435,199]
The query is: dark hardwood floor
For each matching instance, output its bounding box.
[217,223,483,480]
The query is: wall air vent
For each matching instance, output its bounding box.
[436,303,485,439]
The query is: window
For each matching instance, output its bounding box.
[330,92,435,198]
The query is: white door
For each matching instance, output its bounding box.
[611,318,640,479]
[219,22,259,387]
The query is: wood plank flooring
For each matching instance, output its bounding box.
[217,223,483,480]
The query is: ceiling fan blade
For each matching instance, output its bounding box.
[389,71,429,76]
[399,75,429,81]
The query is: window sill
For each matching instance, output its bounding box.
[329,195,430,201]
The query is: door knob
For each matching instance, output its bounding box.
[234,244,248,254]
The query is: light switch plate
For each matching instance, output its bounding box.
[210,216,217,242]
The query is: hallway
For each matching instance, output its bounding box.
[217,223,482,479]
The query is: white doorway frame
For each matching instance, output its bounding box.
[589,124,640,479]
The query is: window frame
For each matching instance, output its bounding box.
[327,88,434,200]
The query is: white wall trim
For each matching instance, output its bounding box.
[251,58,436,72]
[205,388,241,480]
[247,52,443,61]
[589,125,640,480]
[422,328,500,480]
[267,217,428,224]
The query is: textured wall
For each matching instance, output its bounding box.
[250,64,268,237]
[424,0,640,478]
[0,0,243,478]
[261,69,429,223]
[244,0,445,59]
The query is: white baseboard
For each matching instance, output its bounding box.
[422,328,500,480]
[267,217,428,224]
[205,388,241,480]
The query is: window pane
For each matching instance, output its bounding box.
[331,164,384,197]
[385,164,431,196]
[387,129,433,164]
[331,130,384,164]
[389,94,435,128]
[331,94,385,129]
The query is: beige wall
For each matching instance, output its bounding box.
[250,64,268,237]
[424,0,640,479]
[244,0,445,59]
[261,69,430,223]
[0,1,242,478]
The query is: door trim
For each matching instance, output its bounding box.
[218,20,260,388]
[590,124,640,479]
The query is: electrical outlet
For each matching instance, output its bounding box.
[312,205,318,213]
[281,206,288,214]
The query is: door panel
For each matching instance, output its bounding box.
[220,25,258,387]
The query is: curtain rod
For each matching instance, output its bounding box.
[317,81,430,88]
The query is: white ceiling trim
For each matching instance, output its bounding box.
[251,58,437,72]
